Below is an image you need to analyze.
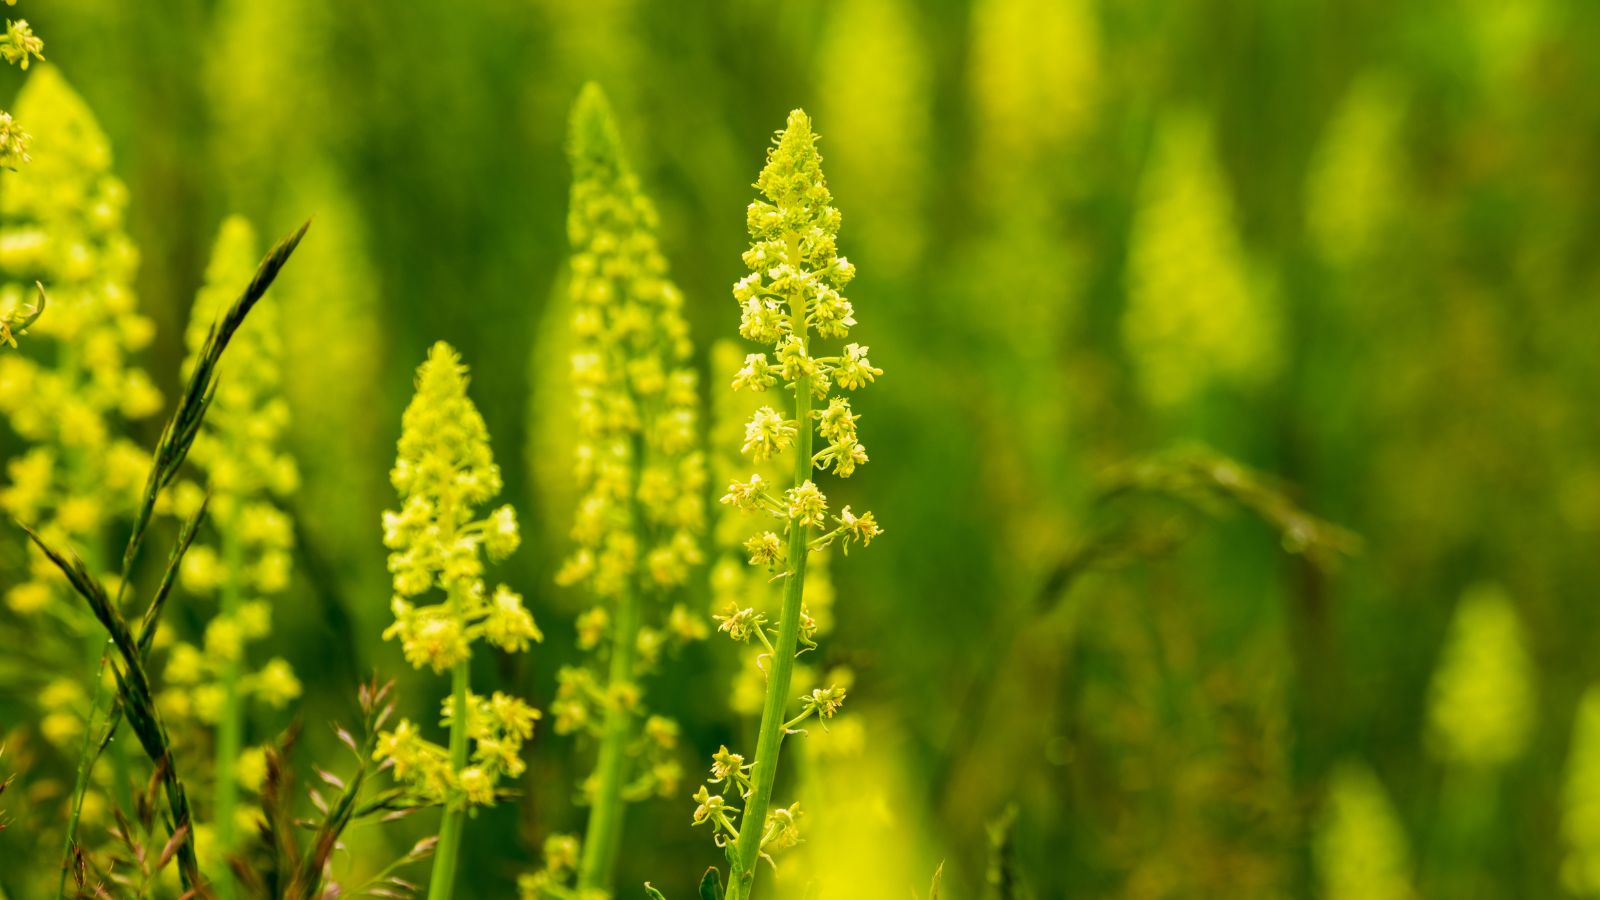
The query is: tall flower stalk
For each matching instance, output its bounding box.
[533,83,705,896]
[696,109,883,900]
[377,341,542,900]
[161,216,301,889]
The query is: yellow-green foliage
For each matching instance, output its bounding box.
[160,216,301,723]
[817,0,930,274]
[1306,74,1408,267]
[1426,584,1536,768]
[377,342,541,806]
[1562,686,1600,894]
[0,66,159,620]
[1123,111,1281,408]
[1315,762,1417,900]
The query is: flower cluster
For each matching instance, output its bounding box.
[697,110,881,884]
[710,340,839,717]
[155,618,302,724]
[382,343,534,666]
[518,834,604,900]
[554,83,705,600]
[0,69,158,717]
[0,15,44,168]
[376,342,540,806]
[719,110,884,562]
[376,690,541,807]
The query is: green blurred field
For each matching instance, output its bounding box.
[4,0,1600,897]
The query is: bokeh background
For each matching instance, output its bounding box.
[4,0,1600,896]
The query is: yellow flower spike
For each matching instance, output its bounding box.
[548,84,705,896]
[711,109,882,900]
[377,342,538,900]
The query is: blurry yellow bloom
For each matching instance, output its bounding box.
[1123,110,1281,408]
[968,0,1099,177]
[237,747,268,793]
[1426,584,1536,768]
[1314,762,1417,900]
[5,580,50,614]
[252,658,301,708]
[1306,74,1408,267]
[1562,686,1600,895]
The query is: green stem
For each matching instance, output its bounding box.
[56,381,122,897]
[576,574,641,891]
[213,526,244,900]
[427,589,472,900]
[58,641,110,899]
[728,243,814,900]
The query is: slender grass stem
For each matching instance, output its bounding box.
[58,643,110,899]
[577,575,641,891]
[728,245,814,900]
[213,526,245,900]
[427,585,472,900]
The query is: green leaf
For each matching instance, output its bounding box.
[644,884,668,900]
[698,867,725,900]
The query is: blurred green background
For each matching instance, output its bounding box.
[5,0,1600,896]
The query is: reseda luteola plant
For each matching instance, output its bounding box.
[160,216,302,874]
[377,341,543,900]
[525,83,707,898]
[693,109,882,900]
